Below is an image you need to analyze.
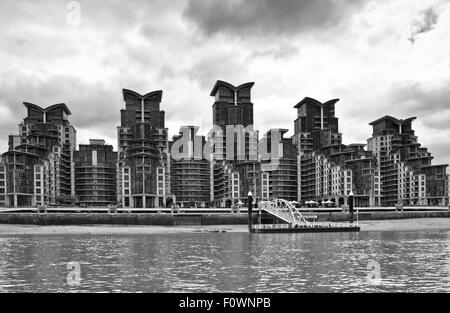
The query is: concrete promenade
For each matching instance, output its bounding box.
[0,210,448,226]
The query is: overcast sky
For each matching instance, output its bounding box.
[0,0,449,165]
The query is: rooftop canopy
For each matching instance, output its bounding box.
[294,97,339,109]
[122,89,163,101]
[369,115,417,126]
[23,102,71,115]
[209,80,255,96]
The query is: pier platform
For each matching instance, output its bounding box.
[252,223,360,233]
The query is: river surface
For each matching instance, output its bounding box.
[0,230,449,292]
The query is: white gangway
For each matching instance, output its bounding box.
[258,199,312,227]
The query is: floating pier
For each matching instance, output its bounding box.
[252,199,360,233]
[252,224,360,233]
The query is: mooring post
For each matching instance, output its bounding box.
[349,191,354,224]
[248,191,253,233]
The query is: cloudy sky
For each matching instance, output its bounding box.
[0,0,449,165]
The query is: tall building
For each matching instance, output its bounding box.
[209,80,260,207]
[74,139,117,207]
[293,97,341,154]
[260,129,298,201]
[294,97,342,202]
[367,116,448,206]
[117,89,174,208]
[0,157,6,207]
[294,97,377,207]
[170,126,210,207]
[2,102,76,207]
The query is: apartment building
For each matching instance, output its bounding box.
[209,80,261,207]
[294,97,377,207]
[74,139,117,207]
[0,157,6,207]
[117,89,174,208]
[260,129,298,201]
[170,126,210,207]
[367,116,448,206]
[2,103,76,207]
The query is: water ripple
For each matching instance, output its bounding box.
[0,231,448,292]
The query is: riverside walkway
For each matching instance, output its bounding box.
[0,207,448,226]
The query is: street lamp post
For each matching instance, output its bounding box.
[248,191,253,233]
[349,191,354,224]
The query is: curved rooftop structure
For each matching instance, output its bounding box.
[23,102,71,115]
[122,89,163,102]
[369,115,417,126]
[294,97,340,109]
[209,80,255,97]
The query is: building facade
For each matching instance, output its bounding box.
[0,157,6,207]
[117,89,174,208]
[209,80,261,207]
[294,97,377,207]
[74,139,117,207]
[0,84,448,209]
[2,103,76,207]
[260,129,298,201]
[170,126,210,207]
[367,116,448,206]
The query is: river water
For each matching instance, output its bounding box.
[0,230,449,292]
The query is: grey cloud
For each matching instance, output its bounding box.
[250,43,299,60]
[183,0,367,38]
[184,53,250,89]
[409,7,440,44]
[389,81,450,119]
[0,73,121,149]
[390,81,450,162]
[426,141,450,165]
